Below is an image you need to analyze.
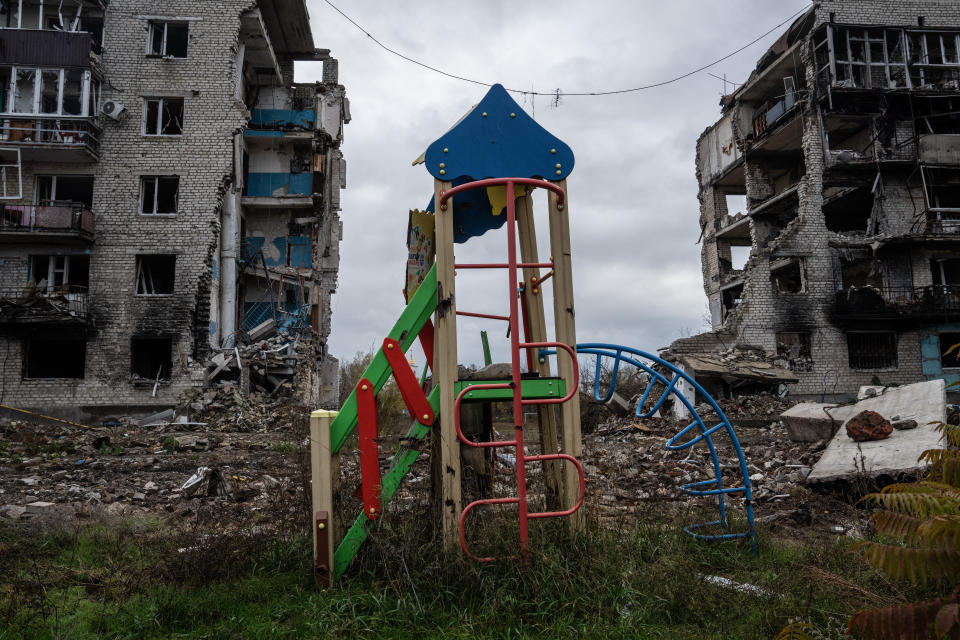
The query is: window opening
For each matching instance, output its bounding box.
[34,175,94,207]
[31,254,89,293]
[144,98,183,135]
[24,338,85,379]
[131,336,172,381]
[841,258,883,289]
[147,22,189,58]
[140,176,178,214]
[776,332,813,371]
[771,258,805,293]
[135,254,175,294]
[823,187,874,233]
[729,245,750,271]
[848,332,897,370]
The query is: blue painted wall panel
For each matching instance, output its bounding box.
[246,173,313,197]
[249,109,316,129]
[287,236,312,268]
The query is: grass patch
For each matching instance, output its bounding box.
[0,505,930,640]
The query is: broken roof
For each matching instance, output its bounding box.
[673,351,799,385]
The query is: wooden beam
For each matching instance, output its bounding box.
[547,179,584,530]
[516,193,562,510]
[433,178,462,547]
[310,409,338,585]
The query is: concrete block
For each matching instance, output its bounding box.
[26,501,56,513]
[808,380,947,483]
[779,403,858,442]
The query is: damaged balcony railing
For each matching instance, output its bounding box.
[0,285,88,322]
[0,117,101,154]
[0,203,95,239]
[835,285,960,318]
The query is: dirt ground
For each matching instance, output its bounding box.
[0,388,866,549]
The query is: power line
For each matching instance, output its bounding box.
[322,0,810,97]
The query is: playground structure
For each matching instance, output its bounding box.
[310,85,756,586]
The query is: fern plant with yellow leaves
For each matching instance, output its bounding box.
[846,422,960,639]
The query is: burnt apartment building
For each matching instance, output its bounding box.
[0,0,348,419]
[679,0,960,400]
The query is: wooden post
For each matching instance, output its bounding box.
[433,178,462,547]
[310,409,338,585]
[516,193,563,510]
[547,180,584,530]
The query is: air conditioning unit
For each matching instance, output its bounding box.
[101,100,125,120]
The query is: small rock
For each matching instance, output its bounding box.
[892,419,918,431]
[749,473,764,482]
[144,481,159,492]
[26,501,56,513]
[132,492,146,501]
[84,492,102,502]
[845,410,893,442]
[20,476,40,486]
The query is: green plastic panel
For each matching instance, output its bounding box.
[328,263,437,454]
[454,377,566,402]
[333,385,439,578]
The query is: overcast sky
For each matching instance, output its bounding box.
[296,0,811,369]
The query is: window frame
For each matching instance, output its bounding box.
[1,65,92,116]
[135,254,177,296]
[139,175,179,215]
[847,331,898,370]
[146,21,189,58]
[142,97,184,136]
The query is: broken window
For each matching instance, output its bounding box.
[848,332,897,370]
[135,254,175,295]
[910,31,960,88]
[3,67,88,116]
[31,254,89,293]
[144,98,183,135]
[831,27,910,89]
[925,174,960,233]
[823,187,874,233]
[940,333,960,369]
[841,257,884,289]
[770,258,805,293]
[140,176,179,214]
[776,332,813,371]
[24,338,85,379]
[146,21,189,58]
[721,283,743,320]
[34,175,94,208]
[724,193,747,217]
[131,336,172,381]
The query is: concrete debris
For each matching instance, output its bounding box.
[26,501,56,512]
[845,411,893,442]
[780,402,857,442]
[808,379,947,483]
[892,419,918,431]
[663,347,800,387]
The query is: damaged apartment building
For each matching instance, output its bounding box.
[0,0,348,420]
[677,0,960,400]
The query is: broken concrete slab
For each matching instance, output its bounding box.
[808,379,947,483]
[137,408,175,427]
[779,403,858,442]
[26,501,56,513]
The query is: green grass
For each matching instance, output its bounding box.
[267,442,298,453]
[0,510,928,640]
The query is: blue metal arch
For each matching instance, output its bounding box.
[543,342,757,554]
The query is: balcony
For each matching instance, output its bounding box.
[0,29,100,68]
[834,285,960,322]
[0,203,95,243]
[248,109,315,130]
[0,117,101,160]
[920,134,960,165]
[242,172,316,208]
[0,285,89,329]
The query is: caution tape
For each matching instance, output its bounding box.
[0,403,96,430]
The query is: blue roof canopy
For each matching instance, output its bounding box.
[424,84,575,183]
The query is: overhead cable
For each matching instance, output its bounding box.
[322,1,810,97]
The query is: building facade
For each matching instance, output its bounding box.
[685,0,960,399]
[0,0,347,419]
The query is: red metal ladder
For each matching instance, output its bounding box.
[440,177,586,562]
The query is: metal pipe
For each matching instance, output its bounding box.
[220,178,239,348]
